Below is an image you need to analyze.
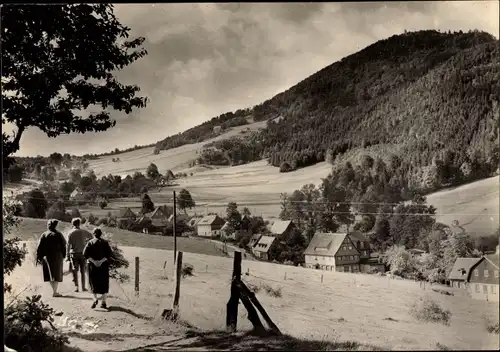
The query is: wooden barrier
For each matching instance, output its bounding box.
[173,251,183,310]
[226,251,241,332]
[135,257,140,295]
[226,251,281,336]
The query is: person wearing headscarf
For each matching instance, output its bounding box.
[66,217,93,292]
[36,219,67,297]
[83,228,112,309]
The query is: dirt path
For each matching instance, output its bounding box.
[6,250,188,352]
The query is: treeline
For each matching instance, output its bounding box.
[279,157,499,282]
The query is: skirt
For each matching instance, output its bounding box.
[42,258,64,282]
[88,261,110,294]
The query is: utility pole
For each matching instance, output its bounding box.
[173,190,177,263]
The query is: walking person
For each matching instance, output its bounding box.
[67,218,93,292]
[36,219,67,297]
[83,228,113,309]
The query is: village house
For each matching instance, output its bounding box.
[220,222,234,240]
[252,235,278,261]
[187,216,202,228]
[304,232,365,272]
[168,213,190,226]
[196,215,225,237]
[116,207,137,228]
[448,257,482,289]
[248,233,263,249]
[467,250,499,302]
[69,188,85,201]
[269,220,296,237]
[348,232,385,273]
[144,206,169,227]
[213,125,222,134]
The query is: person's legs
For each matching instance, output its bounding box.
[79,256,87,291]
[71,255,80,291]
[100,293,108,309]
[50,281,61,296]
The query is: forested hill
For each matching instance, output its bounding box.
[153,30,499,190]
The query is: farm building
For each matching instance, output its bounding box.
[248,233,263,248]
[448,257,482,289]
[144,206,169,227]
[220,222,235,240]
[117,208,137,221]
[304,233,362,272]
[167,213,190,225]
[467,252,499,301]
[187,217,202,228]
[196,215,225,237]
[348,232,385,273]
[252,235,278,261]
[69,188,85,201]
[269,220,296,237]
[213,125,222,133]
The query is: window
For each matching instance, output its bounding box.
[495,271,499,278]
[475,284,480,293]
[484,270,489,278]
[358,241,362,249]
[474,269,479,276]
[354,255,358,261]
[491,285,496,294]
[348,245,352,250]
[483,285,488,294]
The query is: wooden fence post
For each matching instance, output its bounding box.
[321,274,323,283]
[226,251,242,332]
[135,257,140,295]
[173,191,177,263]
[284,272,286,280]
[173,251,183,310]
[163,261,167,270]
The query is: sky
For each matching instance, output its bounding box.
[6,1,499,157]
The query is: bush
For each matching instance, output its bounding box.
[96,218,108,226]
[88,213,98,225]
[262,283,282,298]
[182,263,194,278]
[409,297,451,325]
[4,295,69,352]
[486,320,499,334]
[99,200,108,209]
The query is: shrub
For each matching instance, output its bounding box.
[409,297,451,325]
[99,200,108,209]
[247,282,261,293]
[96,218,108,226]
[101,231,130,282]
[182,263,194,278]
[486,320,499,334]
[262,283,282,298]
[88,213,98,225]
[4,295,69,352]
[279,162,293,173]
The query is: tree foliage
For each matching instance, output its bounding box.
[1,4,148,167]
[177,189,195,213]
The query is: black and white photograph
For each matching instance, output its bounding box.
[2,1,499,351]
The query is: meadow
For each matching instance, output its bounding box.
[7,235,500,351]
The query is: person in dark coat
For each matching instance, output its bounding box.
[83,228,112,309]
[36,219,67,297]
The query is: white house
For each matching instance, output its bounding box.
[196,215,225,237]
[304,233,361,272]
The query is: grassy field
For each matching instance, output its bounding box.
[7,218,228,257]
[82,123,499,236]
[7,240,499,351]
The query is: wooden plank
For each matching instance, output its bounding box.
[226,251,242,332]
[239,280,281,336]
[173,251,183,310]
[135,257,140,295]
[239,290,266,334]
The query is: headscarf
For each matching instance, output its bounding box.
[47,219,59,231]
[93,228,103,238]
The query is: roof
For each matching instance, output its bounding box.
[197,215,221,226]
[448,257,482,281]
[253,235,276,253]
[221,222,230,231]
[118,207,136,218]
[146,207,168,219]
[270,220,293,235]
[168,213,190,222]
[348,232,369,243]
[484,254,499,269]
[249,233,262,246]
[304,233,347,257]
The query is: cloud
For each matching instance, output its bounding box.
[9,1,499,156]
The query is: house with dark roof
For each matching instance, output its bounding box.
[447,257,482,289]
[143,206,169,227]
[248,233,263,249]
[117,207,137,221]
[269,220,296,237]
[196,215,225,237]
[467,252,499,301]
[304,233,362,272]
[252,235,278,261]
[167,213,190,225]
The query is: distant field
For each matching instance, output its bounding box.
[8,243,500,351]
[7,218,228,257]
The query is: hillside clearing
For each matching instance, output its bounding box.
[7,244,499,351]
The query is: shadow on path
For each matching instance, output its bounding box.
[107,305,153,321]
[124,330,385,351]
[59,295,94,301]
